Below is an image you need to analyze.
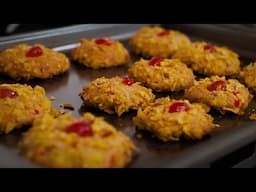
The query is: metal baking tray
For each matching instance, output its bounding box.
[1,24,256,168]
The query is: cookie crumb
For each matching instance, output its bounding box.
[63,104,75,111]
[59,109,65,115]
[50,96,56,101]
[136,133,143,139]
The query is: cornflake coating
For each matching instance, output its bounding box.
[0,84,55,133]
[185,76,253,115]
[173,42,240,76]
[71,38,130,69]
[0,44,70,80]
[130,26,191,58]
[133,97,216,141]
[240,62,256,92]
[128,58,195,92]
[80,76,155,116]
[19,113,138,168]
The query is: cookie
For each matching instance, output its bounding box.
[80,76,155,116]
[173,42,240,76]
[128,57,195,92]
[19,113,138,168]
[0,44,70,80]
[71,38,130,69]
[240,62,256,92]
[133,97,216,141]
[0,84,55,133]
[185,76,253,115]
[130,26,191,58]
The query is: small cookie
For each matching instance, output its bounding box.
[185,76,253,115]
[71,38,130,69]
[128,57,195,92]
[0,44,70,80]
[173,42,240,76]
[133,97,216,141]
[0,84,55,133]
[240,62,256,92]
[130,26,191,58]
[19,113,138,168]
[79,76,155,116]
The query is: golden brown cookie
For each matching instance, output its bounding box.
[80,76,155,116]
[128,57,195,92]
[240,62,256,92]
[0,44,70,80]
[133,97,216,141]
[0,84,55,133]
[130,26,191,58]
[19,113,138,168]
[185,76,253,115]
[173,42,240,76]
[71,38,130,69]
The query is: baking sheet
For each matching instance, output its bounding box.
[0,24,256,168]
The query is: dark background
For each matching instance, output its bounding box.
[0,24,71,36]
[2,24,256,37]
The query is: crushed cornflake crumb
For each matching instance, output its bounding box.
[59,103,75,111]
[50,96,56,101]
[59,110,65,115]
[136,133,143,139]
[63,104,75,111]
